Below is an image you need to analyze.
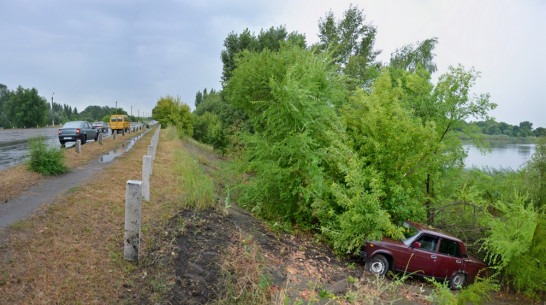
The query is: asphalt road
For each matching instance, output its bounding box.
[0,127,149,230]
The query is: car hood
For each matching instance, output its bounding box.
[373,237,405,246]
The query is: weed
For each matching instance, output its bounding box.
[174,148,215,210]
[215,234,273,305]
[27,136,68,175]
[67,186,80,193]
[9,219,34,231]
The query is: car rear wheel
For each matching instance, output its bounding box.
[94,132,99,141]
[81,135,87,144]
[366,254,389,276]
[449,272,466,290]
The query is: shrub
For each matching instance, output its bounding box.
[27,136,68,175]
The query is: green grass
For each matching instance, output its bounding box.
[174,144,216,210]
[27,136,68,176]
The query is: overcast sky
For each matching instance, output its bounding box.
[1,0,544,127]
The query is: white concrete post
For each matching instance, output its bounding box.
[124,180,142,262]
[142,155,152,201]
[98,133,103,145]
[75,140,81,153]
[122,129,125,136]
[113,132,117,140]
[147,145,154,174]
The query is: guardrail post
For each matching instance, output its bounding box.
[147,145,154,174]
[124,180,142,262]
[75,140,81,153]
[142,155,152,201]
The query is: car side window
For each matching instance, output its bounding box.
[416,235,439,252]
[439,239,461,257]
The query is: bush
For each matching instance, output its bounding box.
[27,136,68,175]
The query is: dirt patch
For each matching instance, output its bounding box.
[166,205,364,304]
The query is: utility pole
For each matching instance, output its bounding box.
[51,92,55,126]
[115,101,118,114]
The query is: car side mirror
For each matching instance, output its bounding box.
[412,241,422,249]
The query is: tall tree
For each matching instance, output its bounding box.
[4,86,48,128]
[195,90,203,108]
[390,38,439,74]
[220,26,306,86]
[315,5,381,88]
[0,84,10,127]
[518,121,533,137]
[152,95,193,137]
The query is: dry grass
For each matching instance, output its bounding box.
[0,165,44,203]
[0,130,147,204]
[0,127,195,304]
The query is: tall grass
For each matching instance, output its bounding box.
[162,124,216,210]
[175,149,215,209]
[27,136,68,175]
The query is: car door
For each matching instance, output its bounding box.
[406,234,439,276]
[434,238,464,279]
[85,122,94,138]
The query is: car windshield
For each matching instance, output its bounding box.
[400,221,420,245]
[63,122,81,128]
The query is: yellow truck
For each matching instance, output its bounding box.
[109,115,130,134]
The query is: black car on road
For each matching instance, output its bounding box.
[58,121,99,145]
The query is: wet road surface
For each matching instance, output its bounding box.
[0,127,112,170]
[0,128,149,229]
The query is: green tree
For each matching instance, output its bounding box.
[221,26,306,86]
[195,90,203,108]
[390,38,438,74]
[226,45,347,227]
[0,83,10,127]
[4,86,49,128]
[152,95,193,137]
[518,121,533,137]
[315,5,381,88]
[533,127,546,137]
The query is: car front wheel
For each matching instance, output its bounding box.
[449,272,466,290]
[366,254,389,276]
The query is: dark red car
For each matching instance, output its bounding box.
[361,221,487,289]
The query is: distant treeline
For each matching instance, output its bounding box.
[466,120,545,138]
[0,83,143,128]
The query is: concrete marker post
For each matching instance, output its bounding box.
[99,133,103,145]
[147,145,154,174]
[124,180,142,262]
[142,155,152,201]
[75,140,81,153]
[113,132,117,140]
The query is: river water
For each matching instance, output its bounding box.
[463,141,536,170]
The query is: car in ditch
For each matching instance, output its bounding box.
[58,121,99,145]
[361,220,487,289]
